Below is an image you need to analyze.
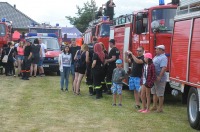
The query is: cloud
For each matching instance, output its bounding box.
[5,0,173,27]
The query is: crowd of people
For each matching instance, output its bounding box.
[0,38,46,80]
[0,35,167,113]
[58,36,168,113]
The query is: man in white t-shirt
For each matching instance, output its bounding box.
[38,39,47,76]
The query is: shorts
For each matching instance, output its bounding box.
[111,83,123,95]
[75,66,86,74]
[129,77,141,92]
[17,55,24,61]
[38,57,44,67]
[151,81,166,96]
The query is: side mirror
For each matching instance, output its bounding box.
[136,20,142,34]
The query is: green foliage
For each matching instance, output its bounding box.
[66,0,98,32]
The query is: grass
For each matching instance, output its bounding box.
[0,74,197,132]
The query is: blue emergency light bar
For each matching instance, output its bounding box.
[27,33,58,38]
[159,0,165,5]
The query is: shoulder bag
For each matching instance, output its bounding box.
[2,48,12,63]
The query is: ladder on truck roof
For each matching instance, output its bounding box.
[175,0,200,20]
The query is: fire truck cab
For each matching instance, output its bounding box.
[0,18,12,48]
[84,17,113,50]
[26,33,61,75]
[110,2,177,85]
[29,24,62,45]
[169,0,200,129]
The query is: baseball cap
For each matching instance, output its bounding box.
[144,53,152,59]
[109,39,115,44]
[116,59,122,64]
[155,45,165,50]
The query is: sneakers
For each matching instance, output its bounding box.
[138,109,145,112]
[112,104,116,106]
[112,103,122,107]
[150,107,157,111]
[155,109,163,113]
[138,109,150,113]
[141,109,150,113]
[118,104,122,107]
[135,105,140,109]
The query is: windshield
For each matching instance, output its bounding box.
[152,8,176,32]
[29,28,61,37]
[99,24,111,37]
[0,24,6,36]
[27,38,60,50]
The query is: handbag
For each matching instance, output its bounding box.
[2,48,12,63]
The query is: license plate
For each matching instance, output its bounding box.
[43,64,49,67]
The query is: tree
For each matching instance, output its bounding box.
[66,0,98,33]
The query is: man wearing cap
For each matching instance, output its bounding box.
[151,44,167,113]
[125,46,145,109]
[105,39,120,94]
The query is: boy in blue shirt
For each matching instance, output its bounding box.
[111,59,126,106]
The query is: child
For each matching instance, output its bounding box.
[111,59,126,106]
[59,46,72,91]
[138,53,156,113]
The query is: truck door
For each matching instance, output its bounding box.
[136,12,150,53]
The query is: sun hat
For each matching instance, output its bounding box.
[155,44,165,50]
[144,53,153,59]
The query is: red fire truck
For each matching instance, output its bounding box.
[110,1,178,85]
[0,18,12,48]
[29,23,62,45]
[169,0,200,129]
[84,17,113,50]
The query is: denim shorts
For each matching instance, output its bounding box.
[129,77,141,92]
[111,83,123,95]
[38,57,44,67]
[17,55,24,61]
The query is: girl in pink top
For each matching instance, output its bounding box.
[17,41,25,76]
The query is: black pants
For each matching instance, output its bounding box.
[5,60,14,75]
[86,64,93,87]
[106,64,116,84]
[21,56,31,78]
[93,69,104,89]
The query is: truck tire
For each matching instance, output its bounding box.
[187,87,200,130]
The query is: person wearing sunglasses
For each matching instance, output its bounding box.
[125,46,145,110]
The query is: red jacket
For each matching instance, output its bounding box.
[140,63,156,88]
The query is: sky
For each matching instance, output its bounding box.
[3,0,172,27]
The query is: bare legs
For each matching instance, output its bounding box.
[141,85,151,111]
[134,90,140,106]
[113,94,122,105]
[30,64,37,76]
[17,59,22,75]
[73,72,84,95]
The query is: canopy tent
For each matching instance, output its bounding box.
[12,30,21,41]
[61,27,82,38]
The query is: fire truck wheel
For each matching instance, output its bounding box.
[187,87,200,130]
